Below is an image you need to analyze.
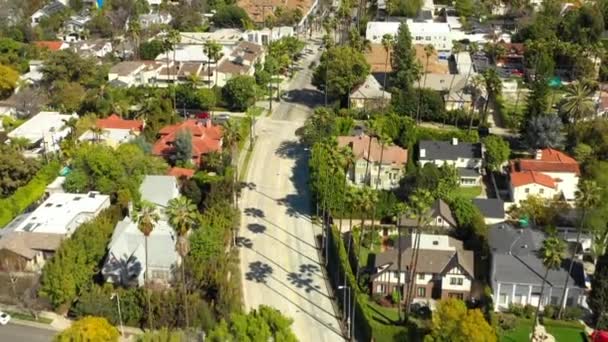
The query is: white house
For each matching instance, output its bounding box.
[373,234,474,303]
[365,21,401,43]
[70,39,113,59]
[419,139,484,186]
[245,26,294,45]
[7,111,77,158]
[337,134,408,190]
[0,191,110,271]
[62,14,91,42]
[78,114,144,147]
[139,12,172,28]
[102,175,181,287]
[509,149,580,204]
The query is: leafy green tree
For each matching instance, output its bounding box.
[85,12,113,38]
[482,135,510,172]
[0,145,40,197]
[71,284,144,327]
[139,39,167,60]
[558,4,604,45]
[0,64,18,98]
[54,316,119,342]
[207,305,297,342]
[481,68,502,124]
[300,107,337,146]
[312,46,370,100]
[387,0,423,16]
[455,0,474,18]
[41,50,103,88]
[212,5,250,28]
[391,22,419,91]
[523,114,564,149]
[173,129,193,167]
[222,75,257,111]
[425,298,496,342]
[51,81,85,113]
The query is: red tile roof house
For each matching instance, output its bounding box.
[152,119,223,166]
[78,114,144,146]
[34,41,68,51]
[337,134,407,190]
[508,148,581,205]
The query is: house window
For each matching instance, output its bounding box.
[417,287,426,297]
[450,277,463,286]
[499,293,508,304]
[449,293,464,300]
[525,188,530,193]
[433,241,439,245]
[425,36,431,41]
[377,284,385,293]
[437,217,443,224]
[418,273,425,280]
[539,188,544,194]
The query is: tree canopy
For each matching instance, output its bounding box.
[0,64,18,99]
[312,46,370,100]
[54,316,119,342]
[222,75,257,111]
[207,305,297,342]
[482,135,510,172]
[425,298,496,342]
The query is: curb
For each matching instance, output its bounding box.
[8,318,59,331]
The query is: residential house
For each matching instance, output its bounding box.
[216,41,264,87]
[34,41,69,52]
[495,43,525,76]
[167,167,195,179]
[139,12,172,28]
[372,234,475,303]
[102,176,180,287]
[473,198,506,224]
[349,74,391,110]
[419,139,484,187]
[31,0,68,26]
[180,30,244,47]
[0,191,110,272]
[398,199,457,231]
[152,119,223,166]
[337,134,407,190]
[237,0,318,33]
[245,26,295,45]
[70,39,113,59]
[508,148,580,204]
[418,73,480,112]
[366,21,454,52]
[78,114,143,147]
[7,111,77,158]
[489,223,587,312]
[62,14,92,42]
[365,21,401,43]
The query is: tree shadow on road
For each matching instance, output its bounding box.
[245,261,273,284]
[287,271,322,294]
[244,207,265,218]
[281,89,324,108]
[275,140,302,159]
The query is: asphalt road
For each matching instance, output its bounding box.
[238,37,344,342]
[0,323,54,342]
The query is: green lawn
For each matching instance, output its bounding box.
[500,319,587,342]
[367,301,401,324]
[5,311,53,324]
[453,186,482,199]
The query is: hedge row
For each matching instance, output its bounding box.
[328,226,411,341]
[0,160,61,228]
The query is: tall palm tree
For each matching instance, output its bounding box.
[128,19,141,60]
[204,40,222,88]
[135,200,160,330]
[165,29,181,113]
[557,180,600,319]
[416,44,435,123]
[165,196,198,328]
[9,137,31,151]
[560,82,594,124]
[445,41,464,125]
[403,189,433,316]
[89,125,106,143]
[392,202,408,322]
[481,68,502,125]
[531,233,566,342]
[381,34,394,99]
[468,74,485,130]
[222,119,242,222]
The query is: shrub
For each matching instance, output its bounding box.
[391,290,401,304]
[508,303,524,317]
[543,304,557,319]
[523,304,535,319]
[0,160,61,228]
[496,313,518,331]
[563,306,583,321]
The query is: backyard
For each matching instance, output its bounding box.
[500,318,588,342]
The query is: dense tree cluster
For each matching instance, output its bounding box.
[0,146,41,197]
[207,305,298,342]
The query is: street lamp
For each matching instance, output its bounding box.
[111,293,125,337]
[338,285,351,340]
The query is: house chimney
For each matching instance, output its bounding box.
[452,137,458,145]
[535,149,543,160]
[420,148,426,158]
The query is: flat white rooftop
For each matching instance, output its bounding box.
[406,20,451,34]
[7,111,76,143]
[13,191,110,236]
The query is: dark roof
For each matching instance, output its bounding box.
[375,236,474,277]
[458,167,480,178]
[398,199,457,228]
[489,224,585,288]
[472,198,505,219]
[419,140,482,161]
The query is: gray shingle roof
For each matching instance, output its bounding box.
[473,198,505,219]
[458,167,480,178]
[398,199,457,228]
[419,140,482,161]
[489,224,585,287]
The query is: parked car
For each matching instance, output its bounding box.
[0,312,11,325]
[213,113,230,124]
[195,112,210,119]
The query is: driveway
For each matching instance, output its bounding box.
[238,37,344,342]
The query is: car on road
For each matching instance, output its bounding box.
[0,312,11,325]
[213,113,230,124]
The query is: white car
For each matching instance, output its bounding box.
[0,312,10,325]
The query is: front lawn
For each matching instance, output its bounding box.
[499,318,587,342]
[500,320,532,342]
[453,186,482,199]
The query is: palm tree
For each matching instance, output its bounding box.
[531,233,566,342]
[403,189,433,316]
[135,200,160,330]
[481,68,502,125]
[204,40,222,88]
[89,125,106,143]
[557,180,600,319]
[128,19,141,60]
[9,137,31,151]
[381,34,394,99]
[560,82,595,124]
[165,196,198,328]
[392,202,408,322]
[165,29,181,112]
[468,74,485,130]
[416,44,435,123]
[222,119,242,219]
